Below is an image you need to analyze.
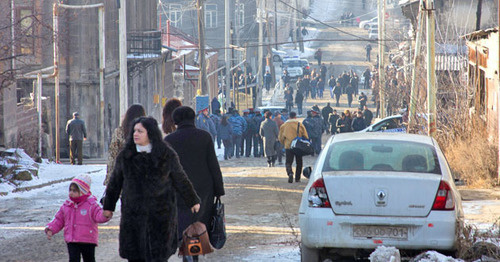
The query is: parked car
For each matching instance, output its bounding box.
[256,106,286,116]
[367,23,379,31]
[281,57,305,79]
[358,115,406,133]
[299,132,464,261]
[368,28,379,40]
[272,48,287,62]
[359,17,378,29]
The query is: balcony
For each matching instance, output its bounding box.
[127,30,162,60]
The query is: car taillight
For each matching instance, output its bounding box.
[308,178,331,208]
[432,181,455,210]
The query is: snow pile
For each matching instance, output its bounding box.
[0,148,40,191]
[369,246,400,262]
[412,251,463,262]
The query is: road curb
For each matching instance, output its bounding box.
[1,168,103,196]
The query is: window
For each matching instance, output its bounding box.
[17,7,34,55]
[168,4,182,27]
[322,140,441,174]
[235,3,244,28]
[205,4,217,28]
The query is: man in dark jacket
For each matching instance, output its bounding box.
[310,110,324,155]
[210,110,222,148]
[253,111,265,157]
[295,90,304,116]
[65,112,87,165]
[358,92,368,109]
[363,68,371,89]
[228,111,247,158]
[321,103,333,134]
[337,113,350,133]
[211,97,221,114]
[363,105,374,126]
[328,75,336,99]
[351,111,367,131]
[333,82,342,107]
[328,110,340,134]
[242,110,258,157]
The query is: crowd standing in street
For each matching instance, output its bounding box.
[102,116,201,262]
[65,112,87,165]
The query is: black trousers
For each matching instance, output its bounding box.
[67,242,96,262]
[285,149,303,180]
[69,140,83,165]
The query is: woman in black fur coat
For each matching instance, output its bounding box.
[103,116,200,262]
[165,106,225,262]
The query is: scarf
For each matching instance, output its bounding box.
[70,193,90,204]
[136,143,152,153]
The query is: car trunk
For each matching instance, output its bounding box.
[323,172,442,217]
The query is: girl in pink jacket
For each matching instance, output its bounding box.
[45,174,112,262]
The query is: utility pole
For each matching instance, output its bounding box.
[197,0,207,94]
[266,11,277,91]
[377,0,386,118]
[408,0,425,131]
[225,0,231,111]
[274,0,278,49]
[256,0,264,107]
[119,0,128,120]
[426,0,437,137]
[497,0,500,184]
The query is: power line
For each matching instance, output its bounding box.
[278,0,369,41]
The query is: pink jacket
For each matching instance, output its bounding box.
[47,195,110,245]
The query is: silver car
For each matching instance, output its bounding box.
[299,132,464,261]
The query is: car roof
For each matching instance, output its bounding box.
[331,132,435,146]
[257,106,285,110]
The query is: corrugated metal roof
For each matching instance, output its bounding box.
[462,27,499,40]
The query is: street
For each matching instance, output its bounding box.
[1,0,500,261]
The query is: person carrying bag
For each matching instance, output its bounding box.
[290,123,313,157]
[209,196,226,249]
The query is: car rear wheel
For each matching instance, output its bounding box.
[364,24,370,30]
[301,244,320,262]
[273,55,282,62]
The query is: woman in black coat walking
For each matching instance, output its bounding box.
[103,116,200,262]
[164,106,225,262]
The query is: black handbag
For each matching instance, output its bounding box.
[290,123,313,156]
[209,197,226,249]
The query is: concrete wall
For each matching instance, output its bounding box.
[16,103,39,157]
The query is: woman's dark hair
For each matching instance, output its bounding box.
[126,116,166,167]
[122,104,146,139]
[265,111,273,118]
[162,98,182,134]
[172,106,195,125]
[221,115,229,126]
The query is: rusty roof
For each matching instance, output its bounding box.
[462,27,499,40]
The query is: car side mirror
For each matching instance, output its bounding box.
[303,166,312,179]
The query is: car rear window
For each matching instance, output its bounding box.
[322,140,441,174]
[283,60,302,67]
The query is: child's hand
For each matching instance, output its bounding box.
[103,210,113,219]
[45,228,53,240]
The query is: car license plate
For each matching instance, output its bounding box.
[353,225,408,240]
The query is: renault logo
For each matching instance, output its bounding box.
[377,190,386,200]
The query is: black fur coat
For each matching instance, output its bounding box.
[103,143,200,261]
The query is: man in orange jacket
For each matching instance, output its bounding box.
[278,111,309,183]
